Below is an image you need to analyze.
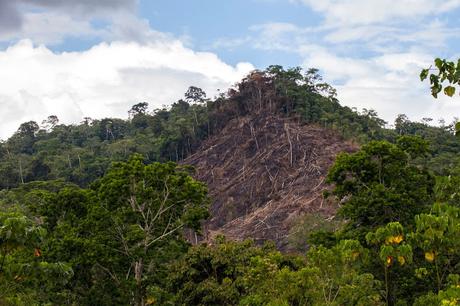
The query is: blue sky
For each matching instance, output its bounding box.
[0,0,459,139]
[138,0,317,67]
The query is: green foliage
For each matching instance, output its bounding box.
[300,239,382,306]
[414,274,460,306]
[288,213,343,250]
[0,66,458,191]
[0,154,209,305]
[435,175,460,205]
[168,237,382,306]
[420,58,460,98]
[2,65,460,305]
[0,211,73,304]
[410,204,460,292]
[396,135,429,159]
[421,58,460,136]
[91,154,210,305]
[366,223,413,304]
[327,138,435,238]
[168,238,281,305]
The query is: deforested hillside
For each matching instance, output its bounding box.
[2,66,458,253]
[184,113,357,250]
[2,65,457,192]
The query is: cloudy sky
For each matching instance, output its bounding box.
[0,0,459,139]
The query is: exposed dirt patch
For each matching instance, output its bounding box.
[183,113,357,250]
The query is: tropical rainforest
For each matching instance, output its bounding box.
[2,64,460,305]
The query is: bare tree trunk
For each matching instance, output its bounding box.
[258,87,262,111]
[134,258,144,306]
[18,159,24,184]
[249,122,260,152]
[284,124,293,167]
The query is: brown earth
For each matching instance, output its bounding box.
[183,113,357,250]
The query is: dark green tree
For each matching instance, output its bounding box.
[92,154,209,305]
[129,102,149,116]
[185,86,206,104]
[327,138,435,239]
[0,211,73,304]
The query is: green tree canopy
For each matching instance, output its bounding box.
[91,154,209,305]
[327,138,435,238]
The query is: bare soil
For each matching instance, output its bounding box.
[183,113,357,250]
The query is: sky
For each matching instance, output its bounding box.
[0,0,460,139]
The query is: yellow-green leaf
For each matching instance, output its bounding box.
[444,86,456,97]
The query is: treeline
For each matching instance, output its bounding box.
[3,65,458,190]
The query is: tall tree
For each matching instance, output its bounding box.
[185,86,206,104]
[327,138,435,239]
[93,154,209,305]
[129,102,149,117]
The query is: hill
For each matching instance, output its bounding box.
[3,66,460,304]
[1,65,459,249]
[184,113,356,250]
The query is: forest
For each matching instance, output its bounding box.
[2,64,460,305]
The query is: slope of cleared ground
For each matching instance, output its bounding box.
[183,113,357,250]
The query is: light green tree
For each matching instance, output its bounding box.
[366,222,413,305]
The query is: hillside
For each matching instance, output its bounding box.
[2,66,457,192]
[184,113,356,249]
[1,67,459,249]
[4,66,460,304]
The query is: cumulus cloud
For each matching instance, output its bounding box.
[286,0,460,52]
[293,0,460,26]
[301,48,460,124]
[0,39,253,140]
[0,12,108,45]
[248,22,317,51]
[0,0,138,44]
[241,0,460,125]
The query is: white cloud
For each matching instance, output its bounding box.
[287,0,460,54]
[0,3,198,50]
[242,5,460,125]
[21,0,137,14]
[0,0,145,46]
[0,12,107,45]
[301,48,460,124]
[0,39,254,139]
[0,0,136,32]
[210,23,314,53]
[294,0,460,26]
[211,36,252,50]
[323,25,398,44]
